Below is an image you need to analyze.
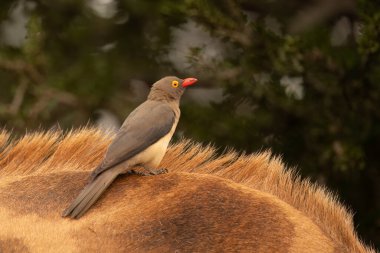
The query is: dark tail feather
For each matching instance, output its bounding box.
[62,169,120,219]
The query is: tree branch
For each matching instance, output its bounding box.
[0,59,44,84]
[8,78,28,115]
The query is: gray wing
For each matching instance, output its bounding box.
[91,101,175,178]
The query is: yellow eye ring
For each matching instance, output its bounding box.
[171,80,179,88]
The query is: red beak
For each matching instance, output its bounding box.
[182,77,198,87]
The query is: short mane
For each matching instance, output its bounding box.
[0,128,375,253]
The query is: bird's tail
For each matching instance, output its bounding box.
[62,169,120,219]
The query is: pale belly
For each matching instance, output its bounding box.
[128,122,177,168]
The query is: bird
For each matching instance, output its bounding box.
[62,76,198,219]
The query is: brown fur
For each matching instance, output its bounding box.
[0,129,376,253]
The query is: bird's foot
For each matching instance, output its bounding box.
[130,168,168,176]
[150,168,168,175]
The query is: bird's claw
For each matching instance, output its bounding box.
[153,168,168,175]
[129,168,168,176]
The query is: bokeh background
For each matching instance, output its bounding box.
[0,0,379,249]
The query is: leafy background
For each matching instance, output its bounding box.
[0,0,379,249]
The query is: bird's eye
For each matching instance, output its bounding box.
[171,80,179,88]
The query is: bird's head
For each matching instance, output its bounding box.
[149,76,198,101]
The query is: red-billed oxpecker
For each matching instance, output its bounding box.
[62,76,198,219]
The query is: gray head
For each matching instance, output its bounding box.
[148,76,198,101]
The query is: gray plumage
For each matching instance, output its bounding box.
[90,102,175,179]
[62,76,197,219]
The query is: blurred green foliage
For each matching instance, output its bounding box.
[0,0,379,248]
